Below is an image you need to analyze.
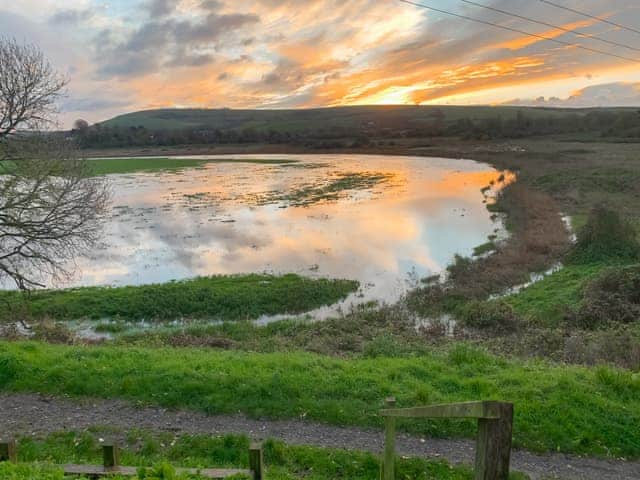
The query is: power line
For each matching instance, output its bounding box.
[456,0,640,53]
[397,0,640,64]
[539,0,640,36]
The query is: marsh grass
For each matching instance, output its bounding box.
[0,274,358,321]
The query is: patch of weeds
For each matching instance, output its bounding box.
[94,321,130,334]
[457,301,519,332]
[566,264,640,329]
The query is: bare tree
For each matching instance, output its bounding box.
[0,37,67,136]
[0,37,110,291]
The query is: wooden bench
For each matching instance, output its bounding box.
[380,398,513,480]
[0,440,263,479]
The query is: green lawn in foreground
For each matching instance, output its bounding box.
[87,157,299,175]
[0,342,638,458]
[1,430,503,480]
[0,274,358,321]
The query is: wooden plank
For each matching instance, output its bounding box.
[62,464,251,478]
[249,443,263,480]
[474,402,513,480]
[0,440,17,463]
[380,401,501,419]
[382,397,396,480]
[103,445,119,469]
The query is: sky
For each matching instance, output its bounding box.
[2,0,640,127]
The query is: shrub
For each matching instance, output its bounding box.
[567,206,640,264]
[566,264,640,329]
[458,300,519,332]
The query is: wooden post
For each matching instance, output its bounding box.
[102,444,119,470]
[0,440,17,463]
[474,402,513,480]
[382,397,397,480]
[249,443,263,480]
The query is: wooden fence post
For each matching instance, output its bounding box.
[0,440,17,463]
[474,402,513,480]
[249,443,263,480]
[382,397,397,480]
[103,444,119,470]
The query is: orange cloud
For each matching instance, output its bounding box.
[492,19,597,51]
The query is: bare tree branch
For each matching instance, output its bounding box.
[0,37,67,137]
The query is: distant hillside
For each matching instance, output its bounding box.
[99,105,636,132]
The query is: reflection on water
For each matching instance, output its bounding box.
[41,154,511,307]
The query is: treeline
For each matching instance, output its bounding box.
[72,109,640,149]
[450,109,640,140]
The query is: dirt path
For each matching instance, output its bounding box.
[1,393,638,480]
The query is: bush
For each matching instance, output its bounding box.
[567,206,640,264]
[458,300,519,332]
[566,264,640,329]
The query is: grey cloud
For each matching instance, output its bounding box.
[61,96,132,112]
[49,8,93,25]
[145,0,179,17]
[164,52,215,68]
[171,13,260,44]
[200,0,223,11]
[93,12,259,79]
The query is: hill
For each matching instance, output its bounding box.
[98,105,638,132]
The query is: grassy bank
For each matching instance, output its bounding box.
[505,263,607,327]
[1,342,639,458]
[86,157,299,175]
[0,274,358,321]
[0,430,501,480]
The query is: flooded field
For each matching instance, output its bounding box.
[43,154,511,309]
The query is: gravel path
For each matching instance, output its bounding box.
[1,393,638,480]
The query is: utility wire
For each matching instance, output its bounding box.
[397,0,640,64]
[539,0,640,36]
[456,0,640,53]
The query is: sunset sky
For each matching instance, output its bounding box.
[2,0,640,127]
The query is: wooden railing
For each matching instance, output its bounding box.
[0,439,263,480]
[380,398,513,480]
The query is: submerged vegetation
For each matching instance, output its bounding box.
[0,274,358,322]
[257,171,395,207]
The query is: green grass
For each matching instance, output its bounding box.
[1,342,639,458]
[504,264,606,327]
[2,430,503,480]
[0,274,358,321]
[86,158,207,175]
[0,429,510,480]
[86,157,299,175]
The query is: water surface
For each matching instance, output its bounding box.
[55,154,511,308]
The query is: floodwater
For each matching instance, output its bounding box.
[45,154,512,309]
